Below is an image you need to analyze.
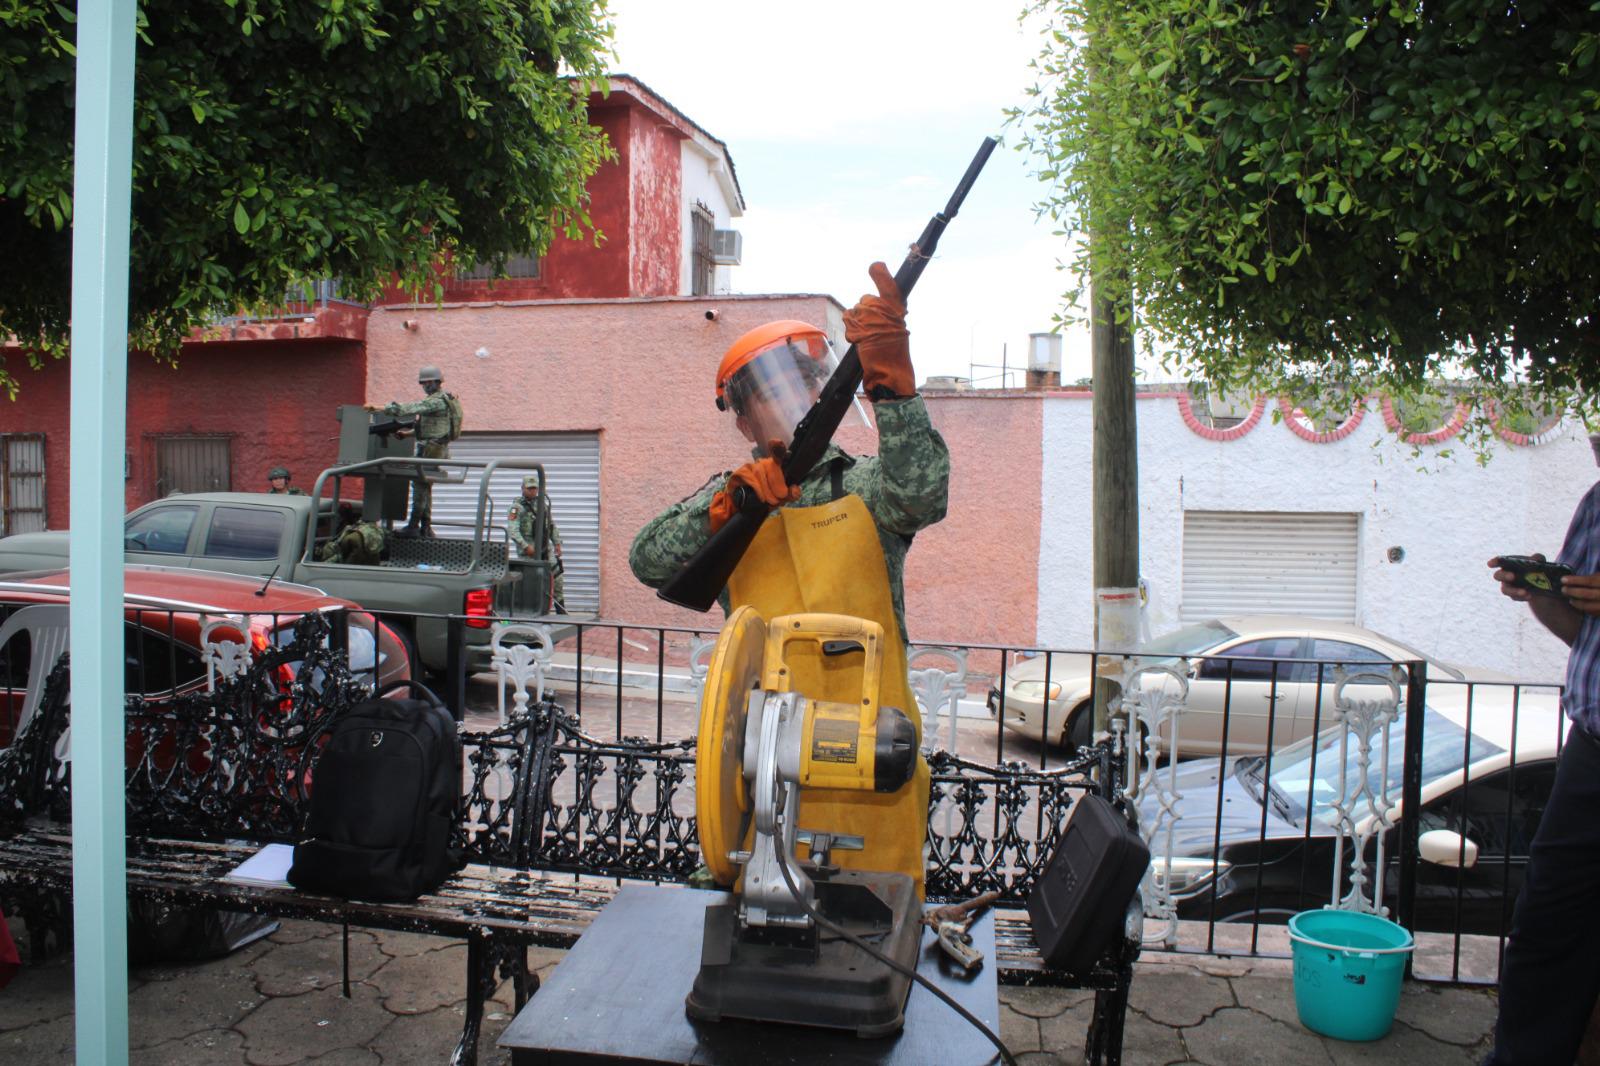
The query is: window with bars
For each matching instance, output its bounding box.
[457,254,542,281]
[691,204,716,296]
[0,434,46,535]
[155,436,232,497]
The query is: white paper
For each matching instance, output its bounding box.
[224,843,295,888]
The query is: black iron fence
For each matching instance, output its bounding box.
[0,599,1563,985]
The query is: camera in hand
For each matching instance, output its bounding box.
[1499,555,1576,596]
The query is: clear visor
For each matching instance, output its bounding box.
[722,335,869,453]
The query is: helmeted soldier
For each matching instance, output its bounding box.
[368,365,462,537]
[266,466,306,496]
[629,262,949,644]
[628,261,948,897]
[509,475,564,612]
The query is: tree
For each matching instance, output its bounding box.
[0,0,614,397]
[1013,0,1600,420]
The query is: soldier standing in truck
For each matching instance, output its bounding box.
[368,366,463,537]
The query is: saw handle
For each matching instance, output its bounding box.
[762,613,885,707]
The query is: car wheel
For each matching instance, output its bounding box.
[1060,702,1093,750]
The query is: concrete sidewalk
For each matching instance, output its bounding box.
[0,915,1498,1065]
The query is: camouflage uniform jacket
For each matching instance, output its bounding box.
[384,391,453,445]
[267,487,306,496]
[628,396,950,642]
[509,495,562,558]
[317,521,386,565]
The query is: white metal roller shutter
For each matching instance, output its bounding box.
[1180,511,1360,623]
[429,432,601,615]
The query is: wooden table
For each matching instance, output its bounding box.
[499,882,1002,1065]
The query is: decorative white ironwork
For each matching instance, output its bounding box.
[908,645,968,757]
[688,635,718,711]
[1111,656,1192,948]
[491,623,554,724]
[200,615,253,690]
[1328,664,1405,915]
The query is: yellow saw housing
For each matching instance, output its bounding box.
[695,609,918,886]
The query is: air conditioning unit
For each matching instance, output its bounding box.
[710,229,742,266]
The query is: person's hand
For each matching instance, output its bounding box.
[843,261,913,400]
[555,544,563,558]
[1488,555,1537,602]
[709,440,800,531]
[1561,572,1600,616]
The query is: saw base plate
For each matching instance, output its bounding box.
[685,870,921,1038]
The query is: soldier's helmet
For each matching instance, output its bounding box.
[268,466,290,480]
[418,365,443,384]
[521,476,540,492]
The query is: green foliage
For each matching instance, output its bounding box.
[0,0,614,396]
[1014,0,1600,421]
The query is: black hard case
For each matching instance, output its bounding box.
[1026,793,1149,973]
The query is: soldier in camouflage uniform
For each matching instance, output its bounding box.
[317,520,387,565]
[369,366,457,537]
[509,476,565,611]
[630,262,947,642]
[266,466,306,496]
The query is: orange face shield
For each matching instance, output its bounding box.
[716,322,869,455]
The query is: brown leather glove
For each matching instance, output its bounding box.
[843,261,913,400]
[709,441,801,532]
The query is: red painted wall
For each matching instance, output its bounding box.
[628,113,684,297]
[2,340,365,526]
[417,97,687,306]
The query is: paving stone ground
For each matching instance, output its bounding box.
[0,915,1498,1064]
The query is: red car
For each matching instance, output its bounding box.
[0,565,411,747]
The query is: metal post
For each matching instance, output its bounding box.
[1395,659,1427,977]
[68,0,137,1060]
[445,616,466,722]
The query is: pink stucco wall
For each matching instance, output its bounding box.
[364,300,1046,644]
[913,392,1042,646]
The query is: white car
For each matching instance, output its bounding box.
[987,615,1532,756]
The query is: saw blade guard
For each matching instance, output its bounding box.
[696,606,767,886]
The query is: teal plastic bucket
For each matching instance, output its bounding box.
[1288,909,1414,1041]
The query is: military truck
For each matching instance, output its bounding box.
[0,407,561,675]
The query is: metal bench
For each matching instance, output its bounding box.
[0,613,1139,1065]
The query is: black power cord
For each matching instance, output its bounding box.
[771,838,1017,1066]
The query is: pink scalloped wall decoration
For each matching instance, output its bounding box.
[1277,396,1366,443]
[1484,399,1564,447]
[1379,397,1471,445]
[1176,393,1268,441]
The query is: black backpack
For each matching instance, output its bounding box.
[289,681,463,902]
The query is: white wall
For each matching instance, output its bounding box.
[679,141,738,295]
[1038,395,1594,684]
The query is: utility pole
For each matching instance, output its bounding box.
[1090,274,1139,733]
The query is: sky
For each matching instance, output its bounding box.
[606,0,1098,387]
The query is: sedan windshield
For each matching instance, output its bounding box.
[1262,707,1505,828]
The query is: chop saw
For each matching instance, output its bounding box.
[685,606,923,1037]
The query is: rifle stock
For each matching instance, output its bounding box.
[657,137,997,611]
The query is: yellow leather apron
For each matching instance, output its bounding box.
[726,493,931,895]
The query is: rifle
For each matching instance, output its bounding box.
[368,417,417,438]
[657,137,997,611]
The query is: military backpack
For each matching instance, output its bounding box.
[443,392,464,442]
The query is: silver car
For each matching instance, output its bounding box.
[987,615,1525,755]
